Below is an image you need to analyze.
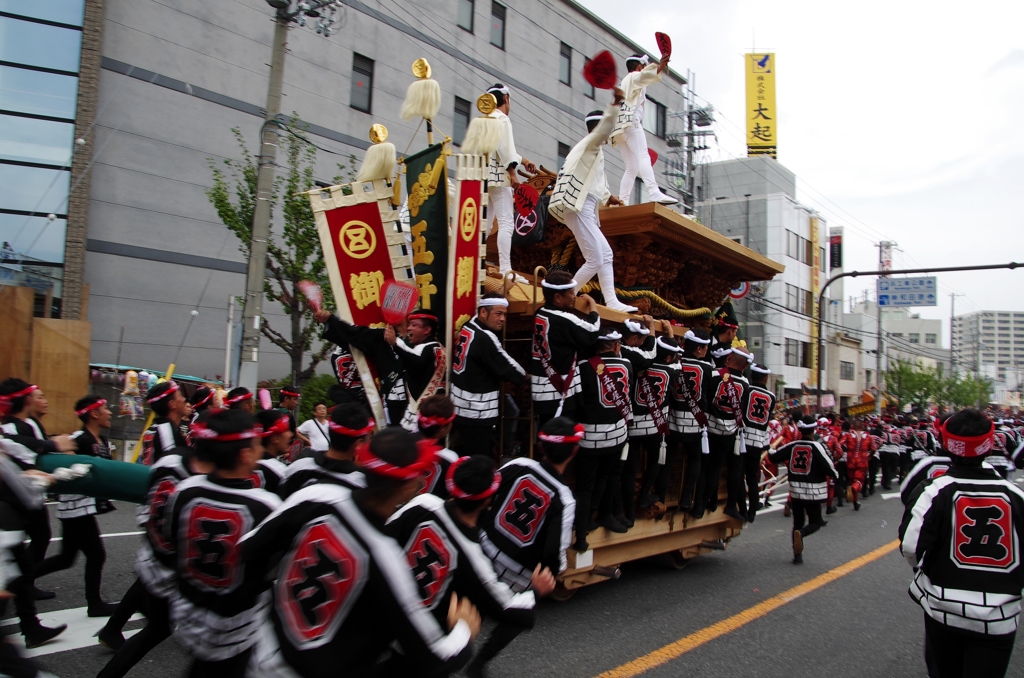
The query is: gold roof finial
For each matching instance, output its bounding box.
[368,123,388,144]
[476,93,497,115]
[411,58,432,79]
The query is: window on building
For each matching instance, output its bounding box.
[786,230,800,260]
[0,6,84,317]
[925,333,937,344]
[803,238,813,266]
[866,369,873,385]
[642,98,667,138]
[891,333,904,338]
[909,333,920,344]
[457,0,474,32]
[490,2,505,49]
[785,338,800,366]
[820,247,826,272]
[802,290,813,316]
[840,361,855,381]
[583,57,595,98]
[559,42,572,85]
[453,97,471,146]
[785,284,798,312]
[350,53,374,113]
[557,142,570,169]
[800,341,812,368]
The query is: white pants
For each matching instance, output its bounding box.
[618,125,660,204]
[487,185,515,274]
[564,194,622,304]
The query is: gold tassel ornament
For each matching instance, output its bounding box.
[356,124,396,182]
[460,93,503,156]
[400,58,441,121]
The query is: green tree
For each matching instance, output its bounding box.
[207,121,356,387]
[885,358,993,411]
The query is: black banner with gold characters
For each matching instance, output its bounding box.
[405,143,449,340]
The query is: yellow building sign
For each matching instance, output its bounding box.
[808,216,820,386]
[745,53,777,159]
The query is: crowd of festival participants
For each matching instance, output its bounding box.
[0,53,1021,678]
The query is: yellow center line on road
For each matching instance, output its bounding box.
[596,539,901,678]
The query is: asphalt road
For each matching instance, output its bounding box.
[18,474,1024,678]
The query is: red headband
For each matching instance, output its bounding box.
[940,419,995,458]
[146,381,180,404]
[193,390,214,409]
[328,419,376,437]
[418,412,455,430]
[280,389,300,398]
[190,421,262,442]
[538,423,585,444]
[224,391,253,405]
[444,457,501,500]
[355,439,436,480]
[261,414,291,437]
[75,399,107,417]
[407,313,437,323]
[0,384,37,402]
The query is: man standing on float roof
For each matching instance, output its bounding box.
[549,86,638,314]
[485,83,538,284]
[611,55,678,206]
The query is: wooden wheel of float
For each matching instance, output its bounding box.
[550,582,578,602]
[666,550,690,571]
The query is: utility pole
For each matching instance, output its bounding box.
[950,292,962,375]
[237,0,342,391]
[875,241,894,415]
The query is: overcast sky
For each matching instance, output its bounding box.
[581,0,1024,347]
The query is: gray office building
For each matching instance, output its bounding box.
[1,0,686,383]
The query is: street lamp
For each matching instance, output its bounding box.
[237,0,344,390]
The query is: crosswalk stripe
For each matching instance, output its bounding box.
[0,607,143,657]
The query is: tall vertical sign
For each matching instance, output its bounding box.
[745,53,777,158]
[808,216,820,386]
[829,227,843,270]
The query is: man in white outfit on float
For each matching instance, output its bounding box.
[486,83,537,284]
[549,87,638,314]
[612,54,678,206]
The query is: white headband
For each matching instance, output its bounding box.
[750,364,771,374]
[711,346,733,359]
[745,352,755,364]
[487,84,510,96]
[656,336,682,353]
[478,297,508,308]
[598,331,623,341]
[818,418,830,425]
[624,319,649,335]
[683,330,711,345]
[797,421,818,430]
[629,54,650,66]
[585,112,604,123]
[541,279,576,290]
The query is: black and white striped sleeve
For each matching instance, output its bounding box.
[899,476,951,568]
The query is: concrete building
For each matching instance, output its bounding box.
[847,299,949,373]
[953,310,1024,387]
[1,0,687,382]
[695,157,830,398]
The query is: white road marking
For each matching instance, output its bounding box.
[0,607,142,657]
[48,530,142,544]
[881,492,901,500]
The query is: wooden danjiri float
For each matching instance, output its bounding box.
[483,171,784,598]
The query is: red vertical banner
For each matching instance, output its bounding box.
[310,180,411,427]
[322,200,398,326]
[447,154,487,369]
